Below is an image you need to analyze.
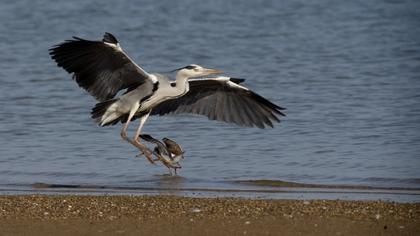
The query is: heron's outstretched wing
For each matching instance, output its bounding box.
[151,77,285,128]
[49,32,152,101]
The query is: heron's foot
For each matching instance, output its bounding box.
[127,138,155,164]
[133,140,155,164]
[120,131,130,141]
[135,153,148,158]
[141,150,155,164]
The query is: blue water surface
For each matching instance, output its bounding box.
[0,0,419,191]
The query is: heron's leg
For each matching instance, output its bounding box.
[120,105,139,142]
[119,107,153,163]
[133,112,155,164]
[135,153,159,162]
[120,119,132,142]
[134,112,150,142]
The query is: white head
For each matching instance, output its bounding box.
[174,64,223,79]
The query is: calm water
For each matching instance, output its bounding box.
[1,0,420,196]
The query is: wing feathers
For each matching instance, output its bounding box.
[151,78,285,128]
[102,32,118,44]
[50,33,150,101]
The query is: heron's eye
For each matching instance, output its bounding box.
[184,65,196,70]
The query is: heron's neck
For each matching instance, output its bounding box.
[174,74,190,96]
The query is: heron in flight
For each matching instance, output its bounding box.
[49,32,285,162]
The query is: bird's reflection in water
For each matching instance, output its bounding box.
[153,174,186,193]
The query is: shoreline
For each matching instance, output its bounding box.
[2,181,420,203]
[1,195,419,235]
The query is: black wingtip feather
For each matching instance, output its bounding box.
[103,32,118,44]
[229,78,246,84]
[249,91,286,117]
[72,36,84,41]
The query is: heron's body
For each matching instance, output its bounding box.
[49,32,285,169]
[97,73,189,126]
[136,73,190,115]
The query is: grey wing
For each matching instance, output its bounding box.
[49,32,152,101]
[151,77,285,129]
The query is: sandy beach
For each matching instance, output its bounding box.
[0,195,419,236]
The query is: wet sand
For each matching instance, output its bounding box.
[0,195,419,236]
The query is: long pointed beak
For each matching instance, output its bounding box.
[204,68,223,75]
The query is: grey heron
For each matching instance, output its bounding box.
[49,32,285,163]
[140,134,183,175]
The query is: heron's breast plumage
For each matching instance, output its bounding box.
[139,79,189,111]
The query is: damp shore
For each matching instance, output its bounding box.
[0,195,419,235]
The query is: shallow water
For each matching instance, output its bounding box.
[0,0,420,199]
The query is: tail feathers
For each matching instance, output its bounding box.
[91,99,119,126]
